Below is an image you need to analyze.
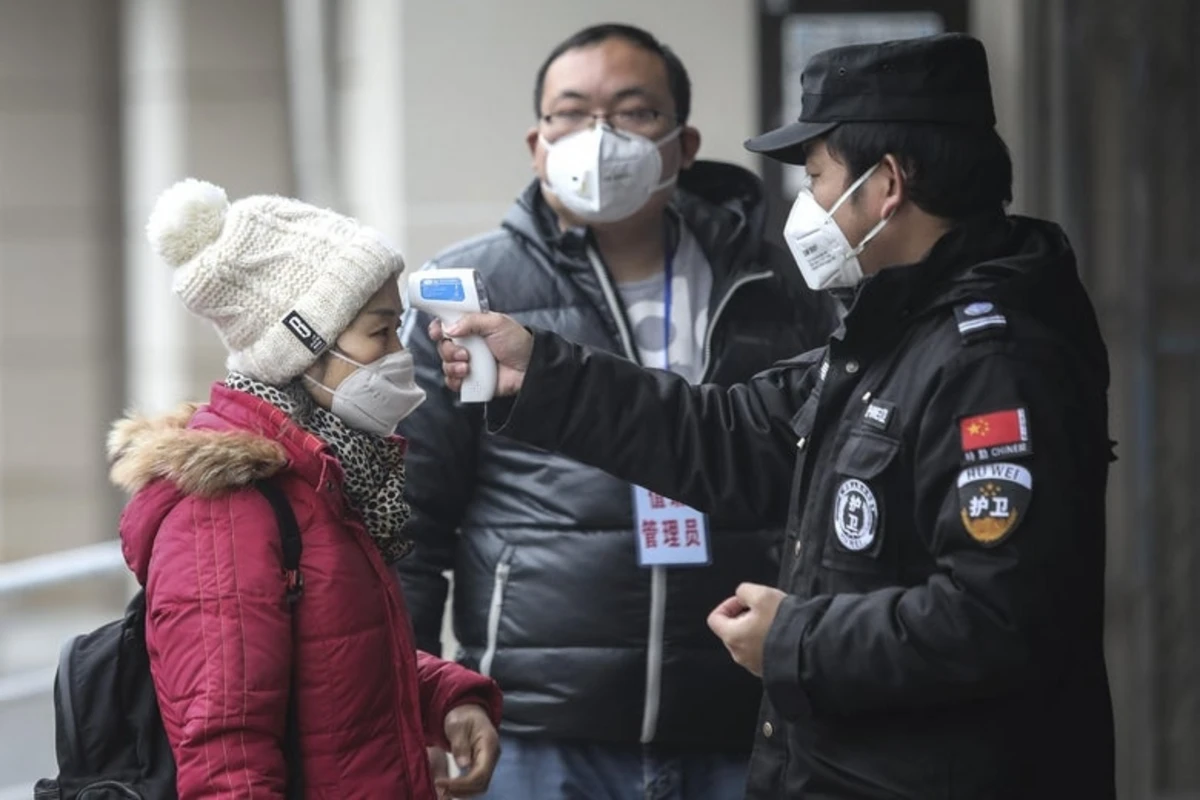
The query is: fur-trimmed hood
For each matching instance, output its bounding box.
[107,383,504,793]
[113,386,327,586]
[108,402,288,497]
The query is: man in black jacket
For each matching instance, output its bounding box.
[429,34,1116,799]
[397,23,835,799]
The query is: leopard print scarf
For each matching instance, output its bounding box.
[225,372,413,564]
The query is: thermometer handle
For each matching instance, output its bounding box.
[439,310,497,403]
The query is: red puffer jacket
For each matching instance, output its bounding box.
[110,384,501,799]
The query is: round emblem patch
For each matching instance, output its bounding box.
[956,462,1033,547]
[834,479,878,551]
[964,301,994,317]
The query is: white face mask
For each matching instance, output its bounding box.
[541,124,681,224]
[306,350,426,437]
[783,163,892,291]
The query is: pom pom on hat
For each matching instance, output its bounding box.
[147,178,401,384]
[146,178,230,267]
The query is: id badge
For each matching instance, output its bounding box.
[632,486,712,567]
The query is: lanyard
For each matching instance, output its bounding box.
[662,223,677,372]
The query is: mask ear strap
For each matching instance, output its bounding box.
[303,347,369,393]
[328,349,365,369]
[302,372,334,395]
[650,127,685,192]
[850,211,893,256]
[656,126,683,146]
[827,162,881,217]
[654,173,680,192]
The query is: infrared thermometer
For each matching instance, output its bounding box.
[408,268,498,403]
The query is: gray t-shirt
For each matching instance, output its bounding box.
[616,224,713,384]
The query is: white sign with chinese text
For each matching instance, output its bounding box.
[632,486,711,567]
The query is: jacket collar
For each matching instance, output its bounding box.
[836,212,1013,350]
[108,383,339,498]
[502,159,771,285]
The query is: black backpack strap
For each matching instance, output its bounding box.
[254,479,304,603]
[252,480,304,800]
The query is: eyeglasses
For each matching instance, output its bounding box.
[540,109,673,138]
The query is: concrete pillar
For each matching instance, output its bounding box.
[969,0,1030,213]
[283,0,341,210]
[122,0,294,410]
[122,0,189,415]
[337,0,408,253]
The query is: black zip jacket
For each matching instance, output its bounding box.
[485,214,1116,798]
[397,161,837,751]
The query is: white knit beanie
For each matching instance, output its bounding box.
[146,178,403,385]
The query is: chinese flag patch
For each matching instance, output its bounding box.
[959,408,1032,462]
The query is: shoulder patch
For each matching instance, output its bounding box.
[957,462,1032,546]
[953,301,1007,344]
[959,407,1033,463]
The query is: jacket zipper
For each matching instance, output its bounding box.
[587,244,670,741]
[479,550,513,677]
[585,246,640,363]
[640,568,667,743]
[589,248,773,743]
[646,269,774,741]
[700,270,774,380]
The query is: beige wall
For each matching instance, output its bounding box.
[0,0,124,561]
[0,0,293,563]
[339,0,759,270]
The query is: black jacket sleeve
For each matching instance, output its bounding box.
[395,308,482,656]
[763,342,1104,717]
[487,329,819,526]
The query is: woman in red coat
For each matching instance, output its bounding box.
[109,178,502,799]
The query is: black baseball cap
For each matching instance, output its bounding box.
[745,33,996,165]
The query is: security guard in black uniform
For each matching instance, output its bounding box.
[429,33,1116,799]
